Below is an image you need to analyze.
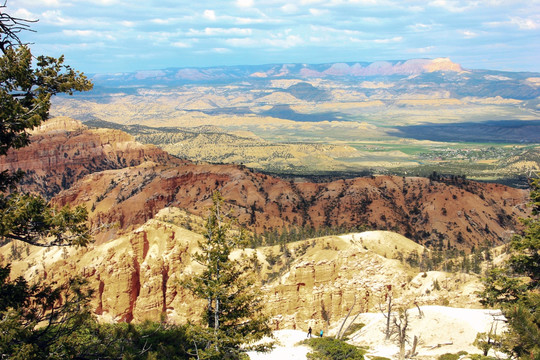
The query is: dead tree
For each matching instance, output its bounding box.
[378,284,393,340]
[335,295,356,340]
[0,1,37,53]
[339,289,370,340]
[413,300,424,318]
[473,316,504,356]
[406,335,419,358]
[392,307,409,360]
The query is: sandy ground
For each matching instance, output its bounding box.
[248,306,506,360]
[349,305,506,359]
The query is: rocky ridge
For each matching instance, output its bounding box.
[56,158,527,249]
[0,117,528,250]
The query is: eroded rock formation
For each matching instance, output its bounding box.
[2,211,483,330]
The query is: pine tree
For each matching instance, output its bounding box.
[479,178,540,360]
[508,179,540,287]
[0,2,93,248]
[183,191,272,359]
[0,3,96,358]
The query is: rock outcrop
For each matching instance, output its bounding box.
[0,116,179,197]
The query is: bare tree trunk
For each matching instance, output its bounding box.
[193,341,201,360]
[407,335,418,358]
[340,311,363,340]
[378,285,393,341]
[385,292,393,340]
[215,297,219,330]
[336,295,356,340]
[414,301,423,318]
[393,309,409,360]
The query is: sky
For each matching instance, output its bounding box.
[7,0,540,74]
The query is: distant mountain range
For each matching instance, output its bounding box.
[87,58,540,101]
[93,57,464,84]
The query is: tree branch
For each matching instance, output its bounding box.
[0,1,37,53]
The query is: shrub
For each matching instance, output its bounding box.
[469,355,497,360]
[437,353,459,360]
[303,337,365,360]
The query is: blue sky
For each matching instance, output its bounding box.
[9,0,540,74]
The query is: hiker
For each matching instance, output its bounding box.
[320,329,323,337]
[307,326,312,338]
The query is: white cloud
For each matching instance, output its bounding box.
[408,5,425,12]
[310,25,364,37]
[486,16,540,30]
[16,0,67,6]
[12,8,37,20]
[308,25,402,46]
[348,0,386,4]
[212,48,231,53]
[460,30,478,38]
[41,10,74,25]
[41,10,111,27]
[509,16,540,30]
[406,46,436,54]
[86,0,121,5]
[188,27,253,37]
[137,31,183,43]
[281,4,298,13]
[409,23,433,31]
[171,41,191,48]
[150,18,179,25]
[225,37,257,47]
[327,0,386,5]
[373,36,403,44]
[266,34,303,48]
[476,0,539,5]
[233,16,283,25]
[62,29,116,41]
[237,0,254,8]
[52,41,107,50]
[360,17,384,25]
[428,0,476,12]
[42,0,64,6]
[225,31,303,49]
[121,20,135,27]
[309,8,328,16]
[308,36,327,43]
[203,10,216,21]
[63,29,95,37]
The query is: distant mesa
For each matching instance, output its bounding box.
[285,82,329,102]
[90,58,464,84]
[298,58,463,77]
